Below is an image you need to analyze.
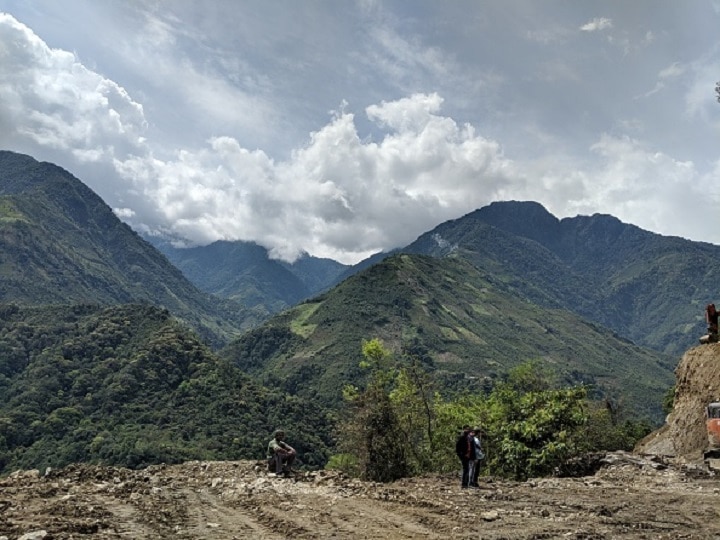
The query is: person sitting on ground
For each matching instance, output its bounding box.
[267,429,296,475]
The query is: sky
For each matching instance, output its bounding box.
[0,1,719,264]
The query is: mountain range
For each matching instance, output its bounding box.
[407,201,717,357]
[153,239,347,318]
[1,149,717,472]
[153,198,717,360]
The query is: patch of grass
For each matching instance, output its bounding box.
[0,199,28,222]
[289,302,321,338]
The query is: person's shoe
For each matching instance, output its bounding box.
[461,484,468,489]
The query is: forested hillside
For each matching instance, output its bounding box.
[0,151,258,347]
[222,253,674,422]
[402,201,717,355]
[0,151,693,478]
[0,303,334,475]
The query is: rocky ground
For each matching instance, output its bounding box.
[2,452,720,539]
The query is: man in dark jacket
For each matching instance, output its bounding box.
[455,425,475,488]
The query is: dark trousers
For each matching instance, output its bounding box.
[269,452,295,474]
[458,456,470,487]
[470,459,480,485]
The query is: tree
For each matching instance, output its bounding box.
[479,362,588,480]
[336,339,409,482]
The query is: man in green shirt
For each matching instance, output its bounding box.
[267,429,296,475]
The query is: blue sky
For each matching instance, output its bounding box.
[1,1,719,263]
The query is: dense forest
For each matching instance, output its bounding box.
[0,304,334,475]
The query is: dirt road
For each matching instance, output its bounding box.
[1,453,718,539]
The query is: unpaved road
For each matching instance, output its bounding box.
[2,453,719,539]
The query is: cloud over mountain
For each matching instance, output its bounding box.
[1,3,719,263]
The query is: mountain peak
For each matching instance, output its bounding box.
[471,200,561,247]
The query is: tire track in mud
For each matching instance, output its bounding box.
[104,499,164,538]
[177,488,288,539]
[293,496,439,539]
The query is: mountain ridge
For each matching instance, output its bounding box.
[154,239,347,316]
[0,150,257,346]
[402,200,717,355]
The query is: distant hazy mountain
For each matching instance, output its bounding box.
[401,201,718,356]
[0,150,257,346]
[222,253,674,422]
[153,240,347,317]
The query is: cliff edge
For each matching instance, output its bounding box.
[636,342,720,461]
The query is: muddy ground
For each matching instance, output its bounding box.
[2,452,719,539]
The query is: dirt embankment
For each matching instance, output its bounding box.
[636,342,720,461]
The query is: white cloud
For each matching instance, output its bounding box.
[637,62,687,99]
[658,62,685,79]
[0,13,147,162]
[2,4,720,265]
[578,135,712,241]
[112,94,520,263]
[579,17,613,32]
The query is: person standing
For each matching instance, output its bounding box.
[469,428,484,488]
[267,429,296,476]
[455,425,476,488]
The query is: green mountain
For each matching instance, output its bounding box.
[159,198,716,358]
[221,253,674,422]
[0,303,333,475]
[0,150,259,347]
[403,201,718,356]
[155,240,347,316]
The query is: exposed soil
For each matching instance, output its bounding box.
[637,342,720,460]
[2,452,720,540]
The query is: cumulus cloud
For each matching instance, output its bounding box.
[0,13,147,163]
[113,94,521,263]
